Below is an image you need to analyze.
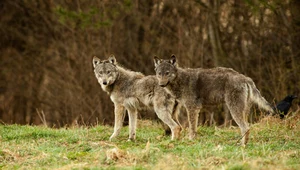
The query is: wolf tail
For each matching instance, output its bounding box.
[247,81,274,114]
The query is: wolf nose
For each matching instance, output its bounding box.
[103,82,107,85]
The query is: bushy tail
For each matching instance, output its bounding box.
[247,82,274,114]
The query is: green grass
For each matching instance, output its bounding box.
[0,116,299,170]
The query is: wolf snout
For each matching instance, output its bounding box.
[159,81,169,87]
[102,81,108,85]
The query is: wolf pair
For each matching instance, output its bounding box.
[93,55,274,146]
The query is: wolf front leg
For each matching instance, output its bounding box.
[185,106,201,140]
[154,107,181,140]
[109,105,125,141]
[127,107,138,141]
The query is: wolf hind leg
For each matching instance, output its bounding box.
[225,94,250,147]
[185,107,200,140]
[127,108,138,141]
[109,105,125,141]
[223,104,232,127]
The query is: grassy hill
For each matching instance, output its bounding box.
[1,115,299,170]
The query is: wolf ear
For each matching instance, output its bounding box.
[170,54,176,65]
[93,56,101,68]
[108,54,117,65]
[153,56,161,68]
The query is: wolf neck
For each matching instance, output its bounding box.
[166,67,186,99]
[116,65,144,80]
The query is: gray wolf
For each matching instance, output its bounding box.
[153,54,274,146]
[93,55,181,141]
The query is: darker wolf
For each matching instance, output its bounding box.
[153,54,274,146]
[93,55,181,141]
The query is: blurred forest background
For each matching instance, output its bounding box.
[1,0,299,127]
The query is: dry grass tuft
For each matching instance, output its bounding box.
[0,149,19,161]
[106,147,128,161]
[258,111,300,129]
[154,154,186,170]
[104,140,154,167]
[204,156,227,166]
[55,163,89,170]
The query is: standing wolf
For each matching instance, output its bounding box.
[93,55,181,141]
[153,55,274,146]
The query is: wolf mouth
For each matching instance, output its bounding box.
[159,81,169,87]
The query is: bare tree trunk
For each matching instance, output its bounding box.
[290,0,300,72]
[206,0,230,124]
[207,0,228,66]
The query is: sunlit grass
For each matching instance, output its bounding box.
[0,114,299,169]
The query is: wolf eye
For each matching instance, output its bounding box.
[165,71,170,75]
[99,71,103,75]
[107,71,111,74]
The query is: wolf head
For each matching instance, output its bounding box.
[93,55,119,87]
[153,54,178,87]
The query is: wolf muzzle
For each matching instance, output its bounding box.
[102,80,108,85]
[159,81,169,87]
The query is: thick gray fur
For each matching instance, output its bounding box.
[93,55,181,141]
[153,55,274,146]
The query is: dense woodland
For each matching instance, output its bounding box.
[1,0,299,127]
